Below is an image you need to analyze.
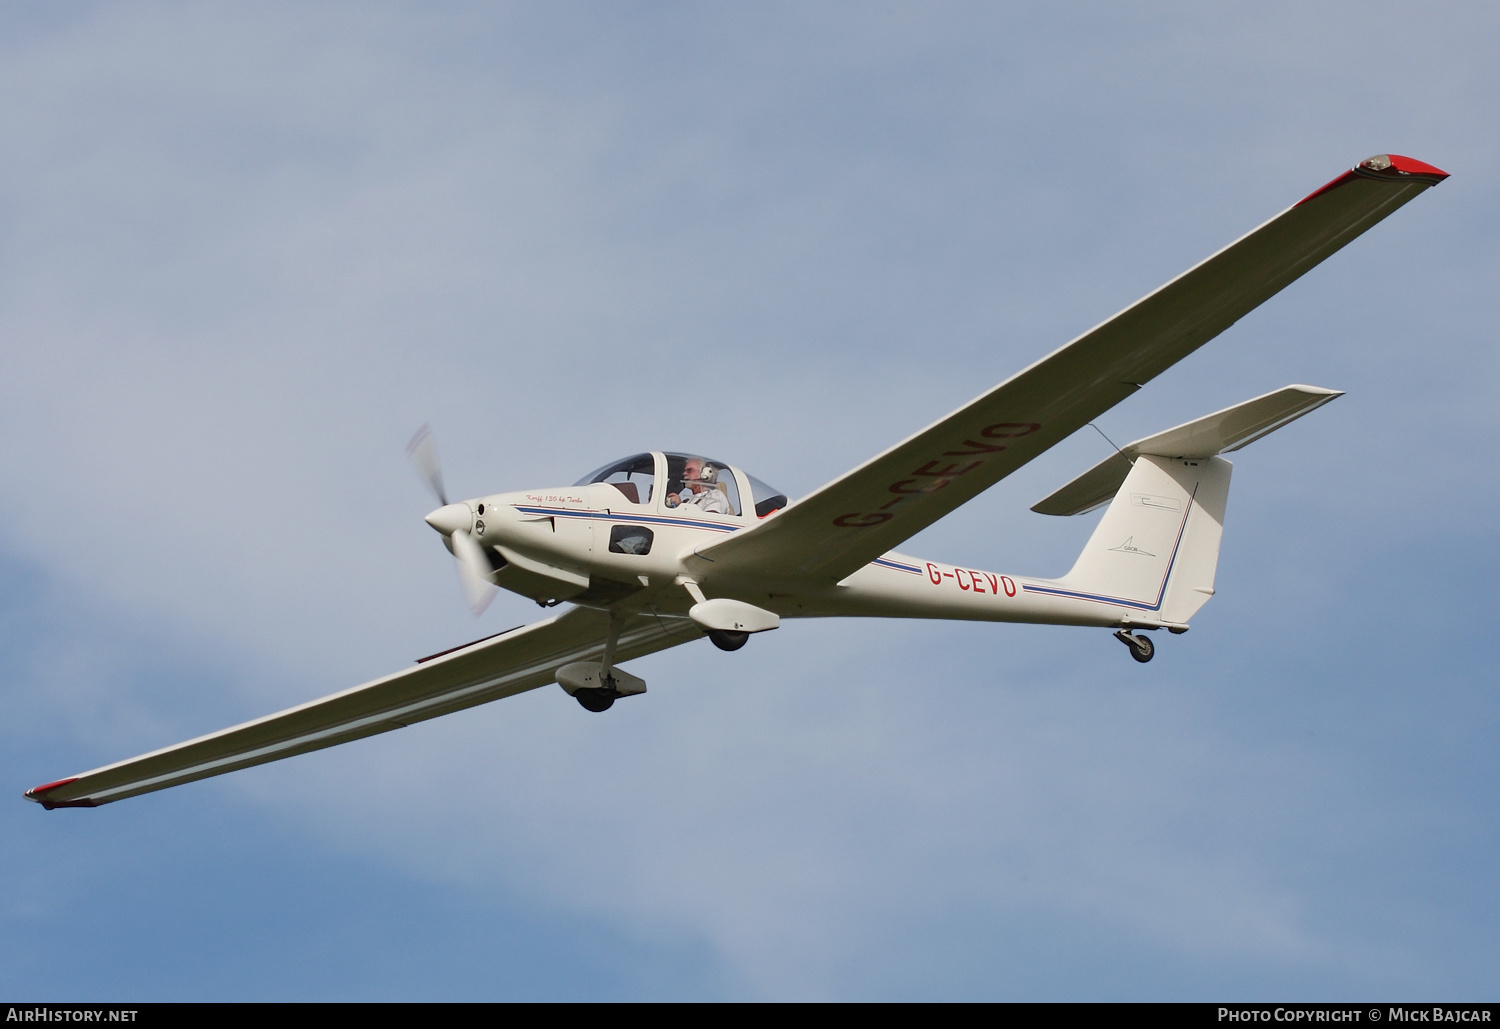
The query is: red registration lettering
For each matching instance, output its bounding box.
[971,571,986,594]
[955,569,971,591]
[833,512,893,528]
[943,439,1010,456]
[913,460,981,478]
[1000,575,1017,597]
[926,562,942,585]
[984,573,999,594]
[981,422,1042,439]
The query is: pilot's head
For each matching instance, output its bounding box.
[684,457,714,483]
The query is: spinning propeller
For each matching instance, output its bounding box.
[407,424,497,615]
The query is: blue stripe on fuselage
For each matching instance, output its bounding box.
[512,505,742,533]
[872,557,924,575]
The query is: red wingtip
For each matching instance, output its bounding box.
[26,778,97,810]
[25,777,81,806]
[26,777,79,798]
[1382,154,1449,179]
[1297,153,1449,206]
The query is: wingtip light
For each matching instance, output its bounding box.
[1359,153,1449,179]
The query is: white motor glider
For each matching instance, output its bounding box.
[28,154,1448,808]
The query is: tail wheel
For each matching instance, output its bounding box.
[1129,634,1154,663]
[1113,629,1155,663]
[707,629,749,652]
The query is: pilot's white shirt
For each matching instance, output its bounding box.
[682,485,733,514]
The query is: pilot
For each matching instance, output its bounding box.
[666,457,733,514]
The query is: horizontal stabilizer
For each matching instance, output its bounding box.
[1032,385,1341,516]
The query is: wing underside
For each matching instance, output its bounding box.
[692,156,1446,585]
[27,607,701,808]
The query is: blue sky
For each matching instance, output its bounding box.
[1,2,1496,1000]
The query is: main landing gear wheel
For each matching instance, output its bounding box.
[574,687,617,712]
[1113,629,1155,663]
[707,629,749,652]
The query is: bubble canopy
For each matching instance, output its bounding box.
[574,453,655,489]
[575,453,788,517]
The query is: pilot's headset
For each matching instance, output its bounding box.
[695,462,719,485]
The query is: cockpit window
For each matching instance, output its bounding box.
[663,453,740,516]
[746,474,789,518]
[574,453,655,506]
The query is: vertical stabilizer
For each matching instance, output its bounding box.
[1057,455,1231,626]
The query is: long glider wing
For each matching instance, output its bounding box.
[691,155,1446,585]
[26,607,701,808]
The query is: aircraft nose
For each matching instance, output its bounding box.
[424,503,472,536]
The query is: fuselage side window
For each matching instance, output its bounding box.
[608,525,654,555]
[663,453,741,516]
[575,453,655,506]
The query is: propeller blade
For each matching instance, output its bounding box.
[409,424,495,615]
[450,528,498,616]
[406,423,448,507]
